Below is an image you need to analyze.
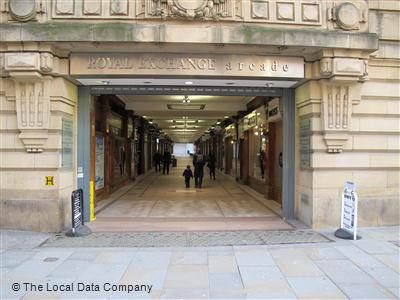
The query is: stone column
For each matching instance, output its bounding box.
[295,52,369,228]
[0,51,76,232]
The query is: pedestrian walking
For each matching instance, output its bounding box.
[193,150,205,188]
[153,151,162,172]
[207,150,216,180]
[162,148,172,175]
[182,165,194,188]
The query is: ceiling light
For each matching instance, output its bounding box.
[185,81,193,85]
[99,80,110,85]
[216,121,221,125]
[266,83,274,87]
[224,116,229,118]
[143,81,152,84]
[143,116,147,118]
[226,82,234,85]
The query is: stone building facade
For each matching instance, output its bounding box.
[0,0,399,232]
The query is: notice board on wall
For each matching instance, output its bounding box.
[95,136,105,190]
[300,118,311,169]
[62,118,73,167]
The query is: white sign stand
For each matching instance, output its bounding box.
[334,181,361,240]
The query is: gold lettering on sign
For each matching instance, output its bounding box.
[88,57,133,69]
[86,56,292,74]
[137,57,216,71]
[72,53,304,78]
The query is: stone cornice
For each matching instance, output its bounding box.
[0,23,379,51]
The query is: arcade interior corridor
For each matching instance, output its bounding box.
[90,157,291,232]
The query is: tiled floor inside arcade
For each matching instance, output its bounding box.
[90,157,291,232]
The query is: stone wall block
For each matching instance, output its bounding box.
[312,152,370,168]
[0,199,62,232]
[358,117,399,132]
[34,151,60,168]
[387,171,400,188]
[1,151,35,168]
[377,198,399,226]
[312,195,342,228]
[353,170,388,188]
[352,134,388,150]
[370,153,400,168]
[313,170,353,188]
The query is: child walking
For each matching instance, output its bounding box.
[182,165,193,188]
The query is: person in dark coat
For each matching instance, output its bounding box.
[193,150,205,188]
[153,151,162,172]
[182,165,193,188]
[259,150,265,179]
[207,151,216,180]
[162,148,172,175]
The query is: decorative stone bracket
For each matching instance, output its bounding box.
[315,56,367,153]
[3,52,55,153]
[320,80,361,153]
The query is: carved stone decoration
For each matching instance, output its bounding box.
[5,52,55,75]
[55,0,74,15]
[335,1,360,30]
[83,0,101,15]
[276,2,294,21]
[318,57,368,82]
[40,53,54,73]
[151,0,229,20]
[5,52,40,71]
[251,0,269,19]
[319,80,361,153]
[319,57,333,76]
[9,0,36,21]
[301,3,319,22]
[110,0,129,15]
[13,77,52,153]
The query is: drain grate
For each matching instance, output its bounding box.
[41,230,331,248]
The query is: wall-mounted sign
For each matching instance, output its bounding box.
[71,53,304,78]
[61,118,73,167]
[45,176,54,186]
[95,136,105,190]
[300,118,311,169]
[268,98,282,123]
[247,116,257,127]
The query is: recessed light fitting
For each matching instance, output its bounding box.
[99,80,110,85]
[225,82,234,85]
[185,81,193,85]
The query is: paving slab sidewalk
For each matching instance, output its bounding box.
[0,227,399,299]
